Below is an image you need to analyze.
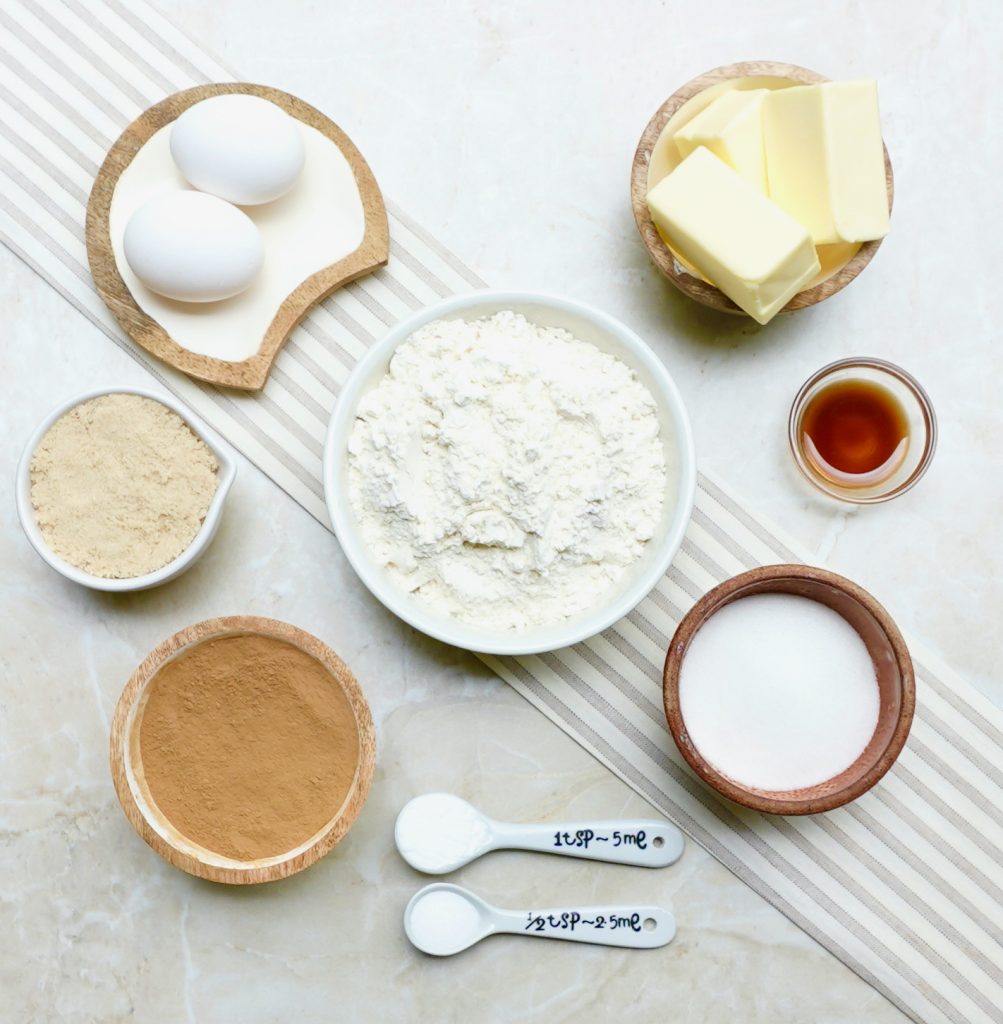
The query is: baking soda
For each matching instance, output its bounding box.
[679,593,879,791]
[408,890,483,955]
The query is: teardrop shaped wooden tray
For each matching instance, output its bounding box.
[86,83,389,391]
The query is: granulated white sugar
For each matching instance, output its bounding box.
[679,593,880,791]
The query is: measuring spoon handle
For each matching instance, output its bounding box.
[492,819,683,867]
[492,904,675,949]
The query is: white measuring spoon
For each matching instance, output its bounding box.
[395,793,684,873]
[404,882,676,956]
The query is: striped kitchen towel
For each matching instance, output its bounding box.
[0,3,1000,1022]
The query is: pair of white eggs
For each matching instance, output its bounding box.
[123,95,305,303]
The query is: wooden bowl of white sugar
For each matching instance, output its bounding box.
[663,564,914,815]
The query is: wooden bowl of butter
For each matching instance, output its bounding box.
[631,61,894,324]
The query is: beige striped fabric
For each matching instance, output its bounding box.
[2,3,1001,1022]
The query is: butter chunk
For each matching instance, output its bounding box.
[674,89,769,192]
[763,80,889,244]
[646,148,820,325]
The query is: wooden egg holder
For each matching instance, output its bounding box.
[87,83,389,391]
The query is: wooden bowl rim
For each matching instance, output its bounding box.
[86,82,390,392]
[662,564,915,815]
[109,615,377,884]
[630,61,895,317]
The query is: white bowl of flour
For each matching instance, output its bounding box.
[324,291,695,655]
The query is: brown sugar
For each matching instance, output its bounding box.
[30,394,218,578]
[137,633,360,861]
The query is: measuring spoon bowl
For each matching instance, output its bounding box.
[404,883,495,955]
[395,794,495,873]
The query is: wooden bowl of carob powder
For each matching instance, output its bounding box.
[110,616,376,884]
[324,290,696,656]
[16,386,235,591]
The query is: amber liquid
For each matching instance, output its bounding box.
[800,379,909,485]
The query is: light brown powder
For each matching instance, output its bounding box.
[137,634,361,861]
[30,393,218,578]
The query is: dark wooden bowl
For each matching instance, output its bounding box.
[663,565,914,815]
[631,61,894,318]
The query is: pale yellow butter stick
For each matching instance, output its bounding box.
[763,80,889,245]
[646,148,820,325]
[674,88,769,192]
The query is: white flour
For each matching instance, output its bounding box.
[347,311,667,629]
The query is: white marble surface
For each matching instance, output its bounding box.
[2,1,1000,1020]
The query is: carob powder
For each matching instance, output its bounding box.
[138,633,360,861]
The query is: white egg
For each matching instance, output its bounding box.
[122,191,264,303]
[170,95,306,206]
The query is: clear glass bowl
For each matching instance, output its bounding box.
[788,357,937,504]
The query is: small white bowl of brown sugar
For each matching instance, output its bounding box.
[16,387,236,591]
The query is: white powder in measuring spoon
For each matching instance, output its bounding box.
[679,594,880,791]
[395,794,493,873]
[408,890,483,956]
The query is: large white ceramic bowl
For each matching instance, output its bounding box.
[16,386,236,592]
[324,291,696,655]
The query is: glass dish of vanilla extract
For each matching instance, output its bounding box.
[788,358,937,504]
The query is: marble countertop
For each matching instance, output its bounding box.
[2,1,998,1021]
